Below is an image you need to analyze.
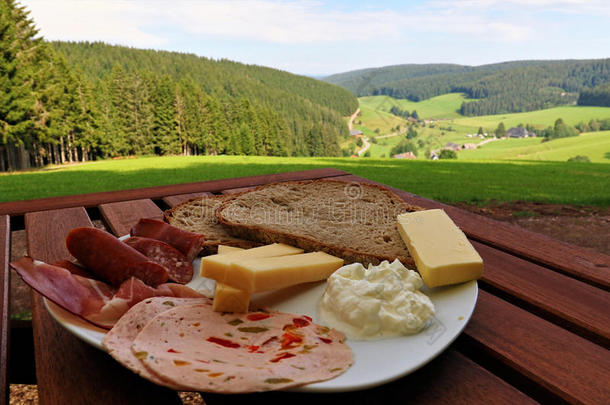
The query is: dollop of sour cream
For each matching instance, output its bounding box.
[318,259,435,340]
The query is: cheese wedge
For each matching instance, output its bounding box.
[201,243,303,281]
[397,209,483,287]
[226,252,344,293]
[213,246,249,312]
[212,282,250,313]
[217,245,245,255]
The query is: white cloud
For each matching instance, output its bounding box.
[22,0,168,48]
[168,1,403,43]
[22,0,405,46]
[430,0,610,16]
[21,0,549,48]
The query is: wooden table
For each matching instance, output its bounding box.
[1,168,609,405]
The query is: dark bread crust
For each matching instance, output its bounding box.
[216,179,422,267]
[163,194,259,254]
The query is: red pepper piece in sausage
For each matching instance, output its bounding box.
[123,237,194,284]
[66,227,168,287]
[130,218,205,262]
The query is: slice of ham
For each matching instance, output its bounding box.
[10,256,204,329]
[11,257,114,319]
[103,297,212,390]
[130,305,353,393]
[130,218,205,262]
[123,237,194,284]
[52,259,98,279]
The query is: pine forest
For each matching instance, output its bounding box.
[0,0,358,171]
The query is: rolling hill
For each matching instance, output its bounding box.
[325,59,610,116]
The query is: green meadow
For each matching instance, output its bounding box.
[357,94,610,163]
[359,94,467,119]
[459,131,610,162]
[452,106,610,131]
[1,156,608,206]
[352,103,404,135]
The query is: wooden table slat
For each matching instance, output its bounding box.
[204,350,536,405]
[25,207,181,405]
[474,240,610,346]
[99,199,163,236]
[0,215,10,405]
[162,192,213,208]
[330,174,610,289]
[0,168,350,216]
[465,291,610,404]
[220,186,256,195]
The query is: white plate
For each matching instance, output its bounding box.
[44,255,478,393]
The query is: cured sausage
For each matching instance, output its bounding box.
[130,218,205,262]
[66,227,168,286]
[123,237,194,284]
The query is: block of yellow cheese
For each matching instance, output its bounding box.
[397,209,483,287]
[212,282,250,313]
[212,246,249,312]
[226,251,344,293]
[217,245,244,255]
[201,243,303,282]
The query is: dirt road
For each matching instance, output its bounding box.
[357,136,371,156]
[348,108,360,131]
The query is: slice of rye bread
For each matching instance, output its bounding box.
[216,179,422,267]
[163,195,259,253]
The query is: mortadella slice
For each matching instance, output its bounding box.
[103,297,211,389]
[130,218,205,262]
[124,237,194,284]
[66,227,169,287]
[130,305,353,393]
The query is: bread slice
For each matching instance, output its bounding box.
[164,195,259,253]
[216,180,421,267]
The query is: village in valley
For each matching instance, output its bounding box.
[347,119,536,160]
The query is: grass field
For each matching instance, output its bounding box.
[359,94,468,119]
[359,95,610,131]
[352,103,404,136]
[459,131,610,162]
[1,155,608,206]
[451,106,610,132]
[356,95,610,162]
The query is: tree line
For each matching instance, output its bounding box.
[325,59,610,116]
[0,0,358,171]
[578,83,610,107]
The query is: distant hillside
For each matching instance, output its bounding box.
[51,41,358,159]
[325,59,610,116]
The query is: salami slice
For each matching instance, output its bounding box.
[124,237,193,284]
[103,297,211,389]
[130,218,205,262]
[131,305,352,393]
[66,227,168,286]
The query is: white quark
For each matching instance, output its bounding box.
[318,259,435,340]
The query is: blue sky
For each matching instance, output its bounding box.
[21,0,610,76]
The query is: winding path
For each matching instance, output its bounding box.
[348,108,360,131]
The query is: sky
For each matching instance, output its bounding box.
[20,0,610,76]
